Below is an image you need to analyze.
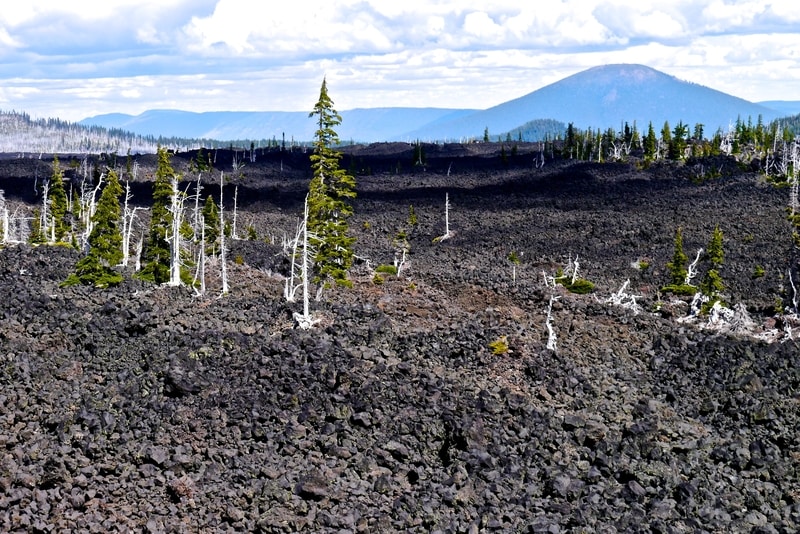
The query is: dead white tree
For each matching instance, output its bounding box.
[293,195,320,329]
[789,269,799,314]
[534,149,545,169]
[218,171,229,295]
[121,181,146,268]
[685,248,704,286]
[231,185,239,240]
[609,138,631,161]
[720,122,736,156]
[193,215,207,296]
[606,279,641,315]
[232,152,245,174]
[284,216,305,303]
[134,235,144,272]
[435,192,453,242]
[394,249,408,275]
[78,173,105,252]
[546,295,559,352]
[39,180,50,242]
[569,255,580,285]
[167,177,187,287]
[6,206,31,244]
[191,171,204,241]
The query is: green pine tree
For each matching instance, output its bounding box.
[139,146,175,283]
[202,195,220,253]
[49,155,69,242]
[660,121,672,149]
[644,122,657,161]
[30,208,44,244]
[700,225,725,300]
[307,78,357,288]
[630,121,641,150]
[668,121,689,160]
[63,169,124,288]
[565,123,577,159]
[663,227,695,295]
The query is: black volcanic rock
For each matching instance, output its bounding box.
[0,149,798,532]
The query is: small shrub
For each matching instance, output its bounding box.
[752,265,765,279]
[638,261,650,270]
[408,205,418,227]
[661,283,698,296]
[234,255,244,265]
[557,278,595,294]
[507,251,521,265]
[375,264,397,275]
[488,336,509,355]
[372,273,384,285]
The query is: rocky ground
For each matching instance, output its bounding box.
[1,144,799,532]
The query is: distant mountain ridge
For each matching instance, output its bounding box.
[80,108,478,144]
[406,64,786,141]
[79,64,798,143]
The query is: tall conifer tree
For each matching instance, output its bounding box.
[701,225,725,301]
[64,169,123,287]
[49,155,69,241]
[644,122,658,161]
[139,146,175,283]
[307,78,356,287]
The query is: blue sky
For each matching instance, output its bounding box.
[1,0,798,122]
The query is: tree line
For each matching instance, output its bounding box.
[556,114,797,167]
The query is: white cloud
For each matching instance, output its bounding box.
[0,27,21,48]
[462,12,505,40]
[0,0,798,120]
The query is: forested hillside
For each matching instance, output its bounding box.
[0,111,208,155]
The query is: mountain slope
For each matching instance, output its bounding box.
[405,64,783,140]
[757,101,800,117]
[80,64,788,143]
[80,108,477,143]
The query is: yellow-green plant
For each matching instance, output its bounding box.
[488,336,509,355]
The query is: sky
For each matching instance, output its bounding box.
[0,0,798,122]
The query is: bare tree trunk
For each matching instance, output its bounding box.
[193,215,207,296]
[167,178,184,286]
[232,185,239,240]
[219,171,229,295]
[120,181,146,268]
[546,296,559,352]
[284,217,303,302]
[192,172,203,241]
[293,195,319,329]
[40,181,49,242]
[135,235,144,272]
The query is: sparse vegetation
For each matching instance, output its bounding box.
[375,264,398,276]
[1,137,800,533]
[488,335,510,355]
